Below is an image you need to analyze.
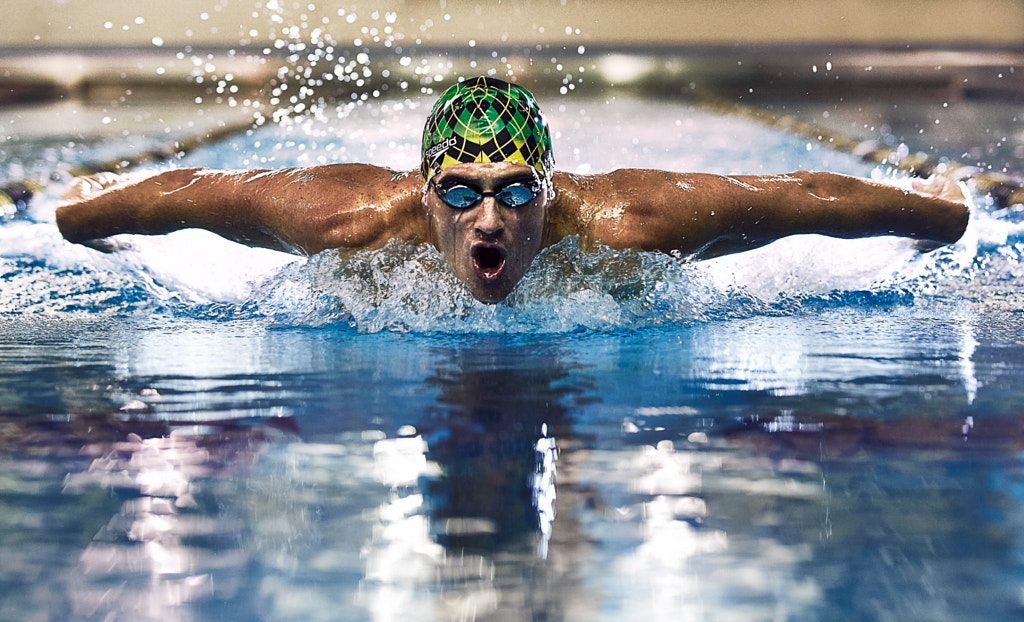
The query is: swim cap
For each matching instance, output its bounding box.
[421,76,554,185]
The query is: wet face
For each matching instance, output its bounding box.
[423,162,550,303]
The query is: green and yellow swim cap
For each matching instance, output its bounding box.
[421,76,554,184]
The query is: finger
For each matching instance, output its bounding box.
[909,175,947,195]
[60,173,124,203]
[955,180,971,205]
[90,171,123,188]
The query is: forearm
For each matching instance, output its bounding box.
[58,164,429,256]
[785,171,969,243]
[57,168,304,253]
[60,169,235,239]
[694,171,969,258]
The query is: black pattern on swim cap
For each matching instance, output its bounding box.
[421,76,554,183]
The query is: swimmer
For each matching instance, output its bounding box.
[57,76,970,303]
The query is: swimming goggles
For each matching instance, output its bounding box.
[432,179,541,210]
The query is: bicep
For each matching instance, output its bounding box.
[247,165,426,254]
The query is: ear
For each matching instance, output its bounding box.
[420,191,438,246]
[421,185,432,214]
[542,182,555,210]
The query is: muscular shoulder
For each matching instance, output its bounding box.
[251,164,428,253]
[547,169,710,252]
[285,164,420,207]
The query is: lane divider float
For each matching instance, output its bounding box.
[0,117,257,216]
[698,95,1024,209]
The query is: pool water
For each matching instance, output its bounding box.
[3,93,1024,621]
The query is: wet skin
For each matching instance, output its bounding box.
[422,162,551,303]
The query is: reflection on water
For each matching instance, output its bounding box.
[360,338,576,619]
[66,430,264,620]
[3,309,1024,620]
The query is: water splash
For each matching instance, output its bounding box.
[5,87,1007,333]
[238,226,994,333]
[248,237,721,333]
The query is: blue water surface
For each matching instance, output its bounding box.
[3,93,1024,621]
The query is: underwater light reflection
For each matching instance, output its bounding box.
[591,420,832,621]
[357,340,572,620]
[67,432,247,619]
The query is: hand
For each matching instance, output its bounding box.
[58,172,133,252]
[908,176,971,252]
[910,175,967,205]
[58,172,125,208]
[79,236,135,253]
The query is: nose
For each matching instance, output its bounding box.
[474,198,505,237]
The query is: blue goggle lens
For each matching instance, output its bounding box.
[437,182,539,209]
[496,183,539,207]
[440,185,482,208]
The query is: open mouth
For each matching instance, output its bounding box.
[471,245,507,282]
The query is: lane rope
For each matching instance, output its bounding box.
[0,117,257,216]
[697,95,1024,209]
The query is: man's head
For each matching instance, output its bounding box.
[420,77,554,303]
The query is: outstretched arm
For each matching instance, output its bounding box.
[56,164,428,255]
[555,169,969,259]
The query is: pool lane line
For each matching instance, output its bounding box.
[0,117,257,216]
[697,95,1024,209]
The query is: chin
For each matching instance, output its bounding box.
[468,284,513,304]
[461,272,517,303]
[453,263,518,303]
